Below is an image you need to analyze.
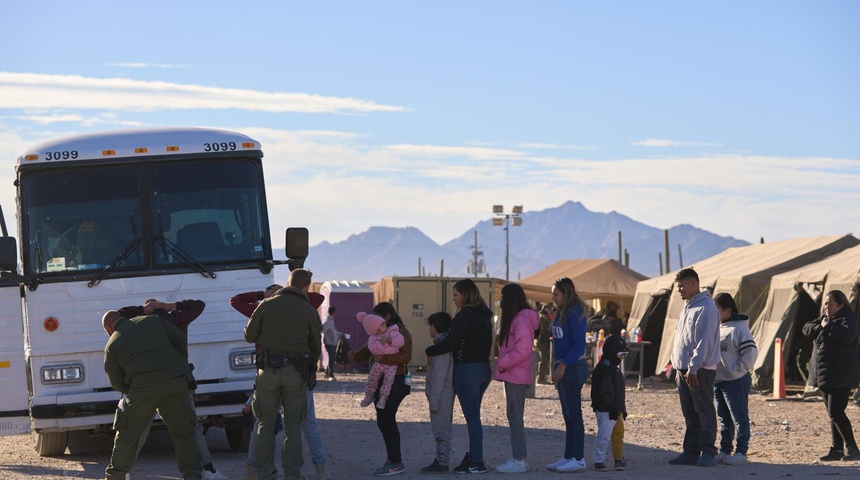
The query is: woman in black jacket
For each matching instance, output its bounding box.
[426,279,493,474]
[802,290,860,461]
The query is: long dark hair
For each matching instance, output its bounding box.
[826,290,855,318]
[453,278,486,309]
[372,302,402,327]
[499,283,530,347]
[553,277,588,326]
[713,292,739,316]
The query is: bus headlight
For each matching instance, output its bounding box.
[41,365,83,384]
[230,351,256,369]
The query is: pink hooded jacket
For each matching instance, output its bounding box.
[494,308,540,385]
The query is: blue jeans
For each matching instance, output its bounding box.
[714,373,751,455]
[453,362,491,463]
[556,359,589,460]
[301,390,326,465]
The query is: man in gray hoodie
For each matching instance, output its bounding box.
[668,268,721,467]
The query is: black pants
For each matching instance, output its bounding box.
[821,387,858,451]
[374,374,410,464]
[324,344,337,377]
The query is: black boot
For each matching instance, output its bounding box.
[820,448,844,461]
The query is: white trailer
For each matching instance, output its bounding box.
[0,128,308,455]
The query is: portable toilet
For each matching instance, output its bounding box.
[320,280,375,373]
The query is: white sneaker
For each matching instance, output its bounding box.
[546,457,571,471]
[203,470,228,480]
[723,452,748,465]
[715,451,729,464]
[556,457,586,472]
[495,457,529,473]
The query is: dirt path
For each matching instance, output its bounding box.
[1,373,858,479]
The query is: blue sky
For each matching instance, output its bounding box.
[1,1,858,248]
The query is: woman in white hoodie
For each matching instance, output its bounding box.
[713,293,758,466]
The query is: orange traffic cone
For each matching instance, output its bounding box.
[773,337,786,399]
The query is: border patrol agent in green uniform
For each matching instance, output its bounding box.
[102,310,202,480]
[244,268,322,480]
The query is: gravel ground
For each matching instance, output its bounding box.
[1,373,859,480]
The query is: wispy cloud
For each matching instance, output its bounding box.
[517,142,599,151]
[0,72,409,114]
[105,62,192,69]
[632,138,723,147]
[385,144,527,160]
[12,112,144,127]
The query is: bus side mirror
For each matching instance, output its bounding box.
[0,237,17,270]
[285,227,308,271]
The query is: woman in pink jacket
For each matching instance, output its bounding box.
[494,283,540,473]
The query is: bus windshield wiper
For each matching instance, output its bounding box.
[154,235,216,280]
[87,236,144,287]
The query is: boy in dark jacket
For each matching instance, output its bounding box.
[591,335,629,472]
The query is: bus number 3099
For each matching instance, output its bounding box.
[44,151,79,160]
[203,142,237,152]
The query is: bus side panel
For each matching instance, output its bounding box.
[0,283,30,436]
[25,270,266,432]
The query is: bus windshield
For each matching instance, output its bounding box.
[23,158,269,276]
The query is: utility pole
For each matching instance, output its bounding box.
[466,230,486,277]
[473,230,479,275]
[664,229,670,273]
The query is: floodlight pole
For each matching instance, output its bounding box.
[493,205,523,281]
[505,215,510,281]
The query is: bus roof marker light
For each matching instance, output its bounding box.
[44,317,59,332]
[134,147,148,154]
[242,142,255,148]
[24,154,38,161]
[102,150,116,156]
[166,146,180,152]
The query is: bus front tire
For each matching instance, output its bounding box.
[33,430,68,456]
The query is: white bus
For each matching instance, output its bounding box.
[0,127,308,455]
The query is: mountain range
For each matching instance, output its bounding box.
[304,200,750,282]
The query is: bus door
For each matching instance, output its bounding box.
[0,278,29,436]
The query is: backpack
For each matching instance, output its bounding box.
[334,337,351,366]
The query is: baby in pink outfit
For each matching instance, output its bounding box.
[356,311,405,409]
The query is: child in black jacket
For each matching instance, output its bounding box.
[591,335,629,471]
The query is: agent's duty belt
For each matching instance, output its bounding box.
[256,354,298,369]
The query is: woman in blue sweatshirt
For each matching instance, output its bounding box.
[546,277,590,473]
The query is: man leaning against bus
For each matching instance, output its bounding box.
[244,268,322,480]
[102,310,202,480]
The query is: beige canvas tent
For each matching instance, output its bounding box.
[627,234,859,376]
[750,244,860,387]
[496,259,647,314]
